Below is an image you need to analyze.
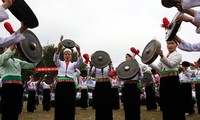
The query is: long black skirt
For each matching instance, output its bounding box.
[1,83,23,120]
[55,82,76,120]
[195,83,200,114]
[180,83,195,114]
[160,76,185,120]
[95,81,113,120]
[27,90,36,112]
[42,89,51,111]
[80,88,88,109]
[145,85,157,111]
[111,87,120,110]
[122,82,141,120]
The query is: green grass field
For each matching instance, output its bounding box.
[0,101,200,120]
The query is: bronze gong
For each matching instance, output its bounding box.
[80,69,88,77]
[161,0,179,8]
[165,12,182,41]
[17,30,42,63]
[141,39,161,65]
[44,75,54,85]
[33,72,41,81]
[116,60,140,80]
[91,50,111,69]
[141,72,152,84]
[62,39,75,48]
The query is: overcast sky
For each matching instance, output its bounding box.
[1,0,200,67]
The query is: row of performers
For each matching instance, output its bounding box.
[2,39,200,120]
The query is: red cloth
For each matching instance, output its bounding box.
[66,61,69,69]
[166,53,171,58]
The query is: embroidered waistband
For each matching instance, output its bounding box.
[57,76,74,82]
[97,78,110,82]
[160,71,179,78]
[124,80,138,84]
[2,80,22,85]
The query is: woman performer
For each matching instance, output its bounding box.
[179,61,195,116]
[194,58,200,114]
[79,75,89,110]
[144,70,157,111]
[90,59,113,120]
[40,75,52,112]
[148,40,186,120]
[0,44,37,120]
[26,74,41,112]
[122,51,143,120]
[53,36,83,120]
[109,70,120,110]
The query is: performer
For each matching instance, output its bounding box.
[0,44,37,120]
[194,58,200,114]
[79,75,89,110]
[144,70,157,111]
[26,74,41,112]
[148,39,186,120]
[90,60,113,120]
[151,69,161,110]
[179,61,195,116]
[40,75,51,112]
[109,70,120,110]
[53,37,83,120]
[121,51,143,120]
[0,0,28,48]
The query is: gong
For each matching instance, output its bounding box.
[141,39,161,65]
[141,72,152,84]
[181,61,190,67]
[44,75,54,85]
[161,0,179,8]
[116,60,140,80]
[91,50,111,69]
[80,69,88,77]
[4,0,39,28]
[33,72,41,81]
[62,39,75,48]
[165,12,182,41]
[17,30,42,63]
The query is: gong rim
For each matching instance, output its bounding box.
[44,75,54,85]
[161,0,178,8]
[17,30,42,63]
[141,39,161,65]
[62,39,75,48]
[91,50,111,69]
[165,12,182,41]
[33,72,41,81]
[116,60,140,80]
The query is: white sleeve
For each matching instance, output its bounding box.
[194,10,200,23]
[182,0,200,9]
[0,30,25,47]
[0,6,9,22]
[178,39,200,52]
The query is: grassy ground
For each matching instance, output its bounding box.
[0,101,200,120]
